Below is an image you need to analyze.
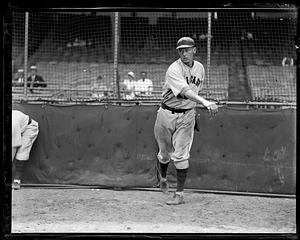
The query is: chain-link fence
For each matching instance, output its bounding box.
[11,10,297,104]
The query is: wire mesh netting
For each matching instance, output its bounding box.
[11,10,297,103]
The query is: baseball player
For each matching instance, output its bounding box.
[12,110,39,190]
[154,37,218,205]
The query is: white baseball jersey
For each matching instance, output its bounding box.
[162,58,205,109]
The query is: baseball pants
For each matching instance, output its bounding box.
[154,107,195,169]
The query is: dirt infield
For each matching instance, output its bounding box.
[11,188,296,233]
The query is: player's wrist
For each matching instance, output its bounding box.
[201,99,212,108]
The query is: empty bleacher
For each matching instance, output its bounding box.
[247,65,296,102]
[12,12,296,103]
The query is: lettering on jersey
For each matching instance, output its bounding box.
[185,75,202,87]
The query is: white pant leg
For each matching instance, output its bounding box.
[154,107,176,164]
[12,147,18,162]
[171,109,195,169]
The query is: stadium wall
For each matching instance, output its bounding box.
[12,103,296,195]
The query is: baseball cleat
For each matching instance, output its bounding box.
[159,177,169,194]
[12,179,21,190]
[166,192,185,205]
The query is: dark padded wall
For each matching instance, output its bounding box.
[188,107,296,194]
[11,103,296,194]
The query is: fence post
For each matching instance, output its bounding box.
[23,12,29,97]
[206,12,212,99]
[113,12,120,100]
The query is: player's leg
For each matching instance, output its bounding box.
[12,146,17,162]
[12,147,18,185]
[154,108,176,193]
[13,159,26,190]
[167,110,195,204]
[13,121,39,189]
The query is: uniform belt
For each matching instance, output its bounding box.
[28,118,32,125]
[161,103,192,114]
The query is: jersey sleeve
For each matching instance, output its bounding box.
[199,63,205,90]
[166,64,190,97]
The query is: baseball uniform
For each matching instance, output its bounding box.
[153,36,217,205]
[154,58,205,169]
[12,110,39,161]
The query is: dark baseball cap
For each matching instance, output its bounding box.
[176,37,195,49]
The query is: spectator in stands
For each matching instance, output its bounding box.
[199,33,208,40]
[135,71,153,96]
[67,38,90,48]
[282,56,294,66]
[12,69,25,87]
[240,30,253,41]
[27,65,47,93]
[74,38,85,47]
[122,71,136,100]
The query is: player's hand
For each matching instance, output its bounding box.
[203,101,218,116]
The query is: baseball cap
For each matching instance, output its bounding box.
[176,37,195,49]
[17,69,24,73]
[30,65,37,70]
[128,71,135,78]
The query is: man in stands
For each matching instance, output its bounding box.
[27,65,47,93]
[135,71,153,96]
[12,69,25,87]
[122,71,136,100]
[282,56,294,66]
